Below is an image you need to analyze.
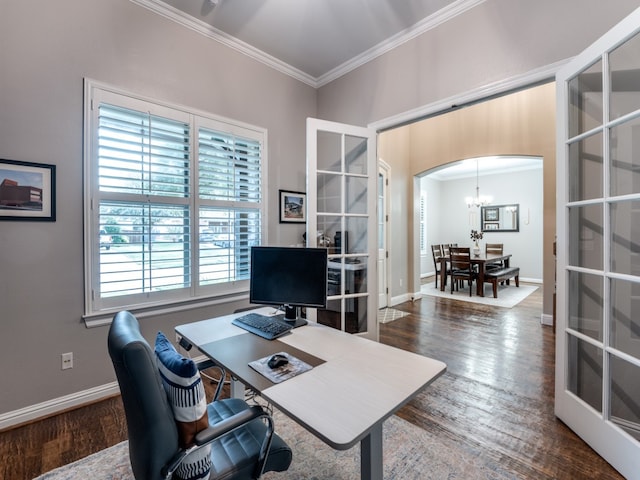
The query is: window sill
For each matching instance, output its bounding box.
[83,292,249,328]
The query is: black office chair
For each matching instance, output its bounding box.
[107,311,292,480]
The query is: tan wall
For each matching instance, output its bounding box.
[380,83,556,316]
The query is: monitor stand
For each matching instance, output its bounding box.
[283,305,308,328]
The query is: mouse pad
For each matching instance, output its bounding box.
[249,352,313,383]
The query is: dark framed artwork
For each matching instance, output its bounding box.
[0,159,56,221]
[483,207,499,222]
[279,190,306,223]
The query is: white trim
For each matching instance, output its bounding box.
[391,292,414,306]
[316,0,487,87]
[540,313,554,326]
[369,59,570,132]
[130,0,485,89]
[0,353,212,430]
[0,382,120,431]
[84,293,249,328]
[130,0,317,87]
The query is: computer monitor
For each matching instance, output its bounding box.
[250,246,328,327]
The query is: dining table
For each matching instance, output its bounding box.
[439,252,512,296]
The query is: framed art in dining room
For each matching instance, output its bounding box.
[483,206,499,222]
[0,158,56,221]
[279,190,306,223]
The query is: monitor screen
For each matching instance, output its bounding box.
[250,246,328,310]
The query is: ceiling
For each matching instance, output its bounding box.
[137,0,481,87]
[425,156,543,181]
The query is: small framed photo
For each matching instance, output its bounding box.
[279,190,306,223]
[0,159,56,221]
[483,207,499,222]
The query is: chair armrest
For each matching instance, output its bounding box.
[162,405,273,480]
[194,405,266,445]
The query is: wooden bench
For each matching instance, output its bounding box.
[484,267,520,298]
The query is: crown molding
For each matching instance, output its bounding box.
[131,0,485,89]
[316,0,487,87]
[369,58,571,131]
[129,0,318,87]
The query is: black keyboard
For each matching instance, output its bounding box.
[232,313,292,340]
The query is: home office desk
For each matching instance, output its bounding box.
[439,252,512,296]
[175,307,446,480]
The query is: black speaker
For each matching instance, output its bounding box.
[334,231,348,254]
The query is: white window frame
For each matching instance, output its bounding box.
[83,80,267,325]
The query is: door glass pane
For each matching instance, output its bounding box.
[568,271,603,341]
[609,32,640,121]
[346,176,367,214]
[610,355,640,441]
[568,204,603,270]
[345,217,368,254]
[610,200,640,275]
[317,130,342,172]
[569,132,603,201]
[568,335,603,413]
[345,135,367,174]
[317,173,341,213]
[610,116,640,197]
[610,278,640,358]
[317,298,343,330]
[568,60,603,137]
[317,215,341,250]
[347,296,368,334]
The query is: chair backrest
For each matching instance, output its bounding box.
[486,243,503,255]
[450,246,472,271]
[431,244,443,266]
[108,311,179,480]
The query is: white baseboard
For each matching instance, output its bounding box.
[0,382,121,431]
[390,293,413,306]
[541,313,553,326]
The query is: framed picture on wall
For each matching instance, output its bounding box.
[483,206,499,222]
[279,190,306,223]
[0,159,56,221]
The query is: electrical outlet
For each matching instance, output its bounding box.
[61,352,73,370]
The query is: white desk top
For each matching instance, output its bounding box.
[176,307,446,450]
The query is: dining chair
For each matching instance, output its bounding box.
[485,243,504,271]
[431,244,445,288]
[449,246,476,296]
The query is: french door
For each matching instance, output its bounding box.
[305,118,378,341]
[378,162,390,309]
[556,7,640,477]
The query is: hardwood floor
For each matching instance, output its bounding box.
[0,285,625,479]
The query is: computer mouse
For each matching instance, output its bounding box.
[267,354,289,369]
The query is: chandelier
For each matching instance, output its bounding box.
[465,158,492,208]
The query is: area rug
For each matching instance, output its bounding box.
[421,281,537,308]
[35,407,516,480]
[378,307,409,324]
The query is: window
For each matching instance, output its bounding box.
[84,82,265,318]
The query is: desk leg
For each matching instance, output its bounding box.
[361,422,383,480]
[230,377,245,399]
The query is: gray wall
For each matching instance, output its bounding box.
[0,0,316,414]
[1,0,639,418]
